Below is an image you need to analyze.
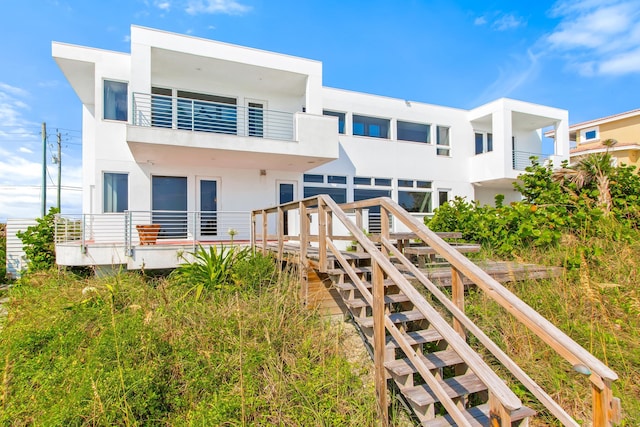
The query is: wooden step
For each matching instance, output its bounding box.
[385,349,464,377]
[327,266,372,275]
[403,372,488,407]
[333,278,395,292]
[344,293,410,309]
[386,329,443,349]
[356,309,425,328]
[421,403,536,427]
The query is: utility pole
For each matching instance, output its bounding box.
[56,131,62,212]
[41,122,47,217]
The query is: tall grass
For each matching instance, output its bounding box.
[465,227,640,426]
[0,258,377,425]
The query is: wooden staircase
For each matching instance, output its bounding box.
[326,251,535,426]
[252,195,621,427]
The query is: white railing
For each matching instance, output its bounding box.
[512,151,550,170]
[131,92,295,141]
[55,211,252,253]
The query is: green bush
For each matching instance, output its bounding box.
[0,223,6,280]
[16,207,59,273]
[426,156,640,259]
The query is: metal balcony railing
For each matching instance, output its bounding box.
[131,92,295,141]
[55,211,252,254]
[512,151,551,171]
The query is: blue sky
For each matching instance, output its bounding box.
[1,0,639,220]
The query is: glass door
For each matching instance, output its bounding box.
[152,176,188,239]
[247,101,264,137]
[279,182,295,235]
[199,179,218,238]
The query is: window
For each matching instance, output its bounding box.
[177,90,237,134]
[475,133,484,155]
[436,126,450,156]
[103,173,128,213]
[303,186,347,203]
[398,179,433,213]
[438,190,449,207]
[582,127,599,141]
[375,178,392,187]
[304,174,348,203]
[328,175,347,184]
[303,174,324,183]
[475,132,493,154]
[353,115,390,139]
[399,191,432,213]
[354,176,371,185]
[323,110,345,134]
[104,80,128,121]
[397,121,430,143]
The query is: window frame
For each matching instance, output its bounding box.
[581,127,599,142]
[397,179,433,213]
[103,80,129,122]
[397,120,431,144]
[352,114,390,139]
[436,125,451,156]
[103,172,129,213]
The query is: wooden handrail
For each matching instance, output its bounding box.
[381,237,579,426]
[251,194,620,426]
[320,196,523,414]
[377,197,618,384]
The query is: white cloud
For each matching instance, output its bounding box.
[545,0,640,75]
[185,0,251,15]
[474,16,487,26]
[492,13,525,31]
[18,147,34,154]
[155,0,171,10]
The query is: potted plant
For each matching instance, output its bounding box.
[136,224,161,245]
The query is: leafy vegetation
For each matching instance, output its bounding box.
[427,153,640,424]
[15,207,59,273]
[426,155,640,259]
[0,254,378,425]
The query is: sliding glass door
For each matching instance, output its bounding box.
[152,176,187,239]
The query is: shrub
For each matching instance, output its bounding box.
[16,207,59,273]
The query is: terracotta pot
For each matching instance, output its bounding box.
[136,224,161,245]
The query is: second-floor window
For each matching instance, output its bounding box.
[353,115,390,139]
[475,132,493,154]
[436,126,450,156]
[104,80,128,121]
[397,121,430,143]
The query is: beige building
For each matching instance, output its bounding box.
[567,109,640,170]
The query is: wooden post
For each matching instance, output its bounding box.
[318,199,327,273]
[277,206,284,261]
[380,206,389,259]
[299,201,308,265]
[592,379,619,426]
[489,393,512,426]
[250,211,256,251]
[372,259,389,425]
[261,210,268,255]
[451,266,466,340]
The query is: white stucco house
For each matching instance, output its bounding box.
[50,25,569,270]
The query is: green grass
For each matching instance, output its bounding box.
[0,258,378,426]
[464,231,640,426]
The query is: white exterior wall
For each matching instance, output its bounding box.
[53,25,570,222]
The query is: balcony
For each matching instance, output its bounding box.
[512,151,551,171]
[54,211,252,269]
[132,92,295,141]
[127,93,339,171]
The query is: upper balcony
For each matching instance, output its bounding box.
[468,99,570,186]
[127,92,339,171]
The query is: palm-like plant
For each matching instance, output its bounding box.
[553,139,617,214]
